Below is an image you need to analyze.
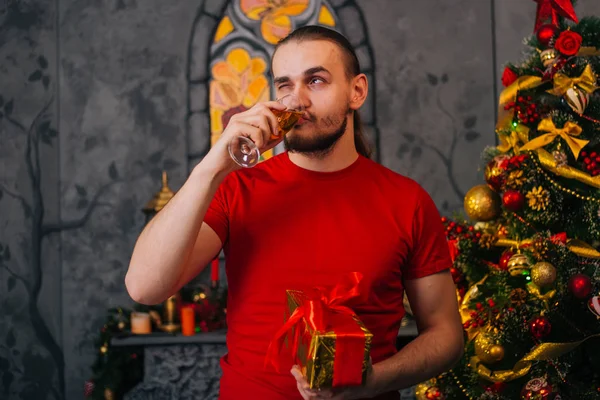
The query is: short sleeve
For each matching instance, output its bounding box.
[402,187,452,280]
[203,177,232,245]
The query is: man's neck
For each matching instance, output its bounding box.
[287,130,359,172]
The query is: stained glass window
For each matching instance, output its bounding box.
[209,0,339,162]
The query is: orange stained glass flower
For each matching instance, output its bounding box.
[240,0,310,45]
[209,47,274,159]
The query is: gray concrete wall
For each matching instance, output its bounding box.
[1,1,599,399]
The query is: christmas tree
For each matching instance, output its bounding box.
[415,2,600,399]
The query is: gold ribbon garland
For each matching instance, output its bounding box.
[497,76,544,131]
[535,148,600,189]
[459,275,488,341]
[471,334,600,383]
[495,237,600,259]
[547,64,598,96]
[577,46,600,57]
[520,118,588,159]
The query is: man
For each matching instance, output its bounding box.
[126,26,464,400]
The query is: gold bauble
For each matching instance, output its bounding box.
[100,345,108,354]
[507,253,531,277]
[540,48,557,67]
[118,321,126,330]
[474,332,504,364]
[464,185,502,222]
[530,261,557,287]
[489,345,505,361]
[104,388,114,400]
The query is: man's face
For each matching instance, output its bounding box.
[271,40,352,155]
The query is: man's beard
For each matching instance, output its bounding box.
[284,111,349,159]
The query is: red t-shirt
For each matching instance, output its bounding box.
[204,152,451,400]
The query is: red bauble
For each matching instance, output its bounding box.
[498,250,514,271]
[568,273,592,299]
[529,315,552,339]
[537,24,558,47]
[425,386,445,400]
[485,160,506,192]
[503,190,525,212]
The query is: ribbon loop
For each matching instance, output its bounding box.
[547,64,598,96]
[264,272,366,377]
[520,118,588,159]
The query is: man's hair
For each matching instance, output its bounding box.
[273,25,372,159]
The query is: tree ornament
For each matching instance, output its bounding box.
[510,288,528,306]
[531,262,557,287]
[552,150,568,168]
[508,253,531,277]
[475,331,505,364]
[526,186,550,211]
[529,315,552,339]
[533,0,578,33]
[506,170,526,189]
[464,185,502,222]
[484,155,510,191]
[415,380,445,400]
[503,190,525,212]
[104,388,115,400]
[84,380,95,398]
[100,344,108,354]
[540,48,558,67]
[499,250,514,271]
[569,273,592,299]
[589,296,600,318]
[564,86,590,114]
[536,24,558,46]
[520,376,555,399]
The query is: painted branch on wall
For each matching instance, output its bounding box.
[0,54,121,400]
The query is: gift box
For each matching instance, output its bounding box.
[266,272,373,389]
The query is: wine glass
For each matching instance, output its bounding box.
[228,93,305,168]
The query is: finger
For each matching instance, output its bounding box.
[249,114,277,142]
[230,121,264,149]
[254,100,287,111]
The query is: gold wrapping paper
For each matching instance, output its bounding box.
[286,290,373,389]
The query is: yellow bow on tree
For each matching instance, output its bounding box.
[520,118,588,159]
[547,64,598,96]
[497,124,529,153]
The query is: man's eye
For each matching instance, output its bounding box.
[310,77,324,85]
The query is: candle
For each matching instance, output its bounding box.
[180,306,195,336]
[130,312,151,334]
[211,257,220,285]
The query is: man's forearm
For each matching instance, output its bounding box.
[125,162,228,304]
[366,324,464,396]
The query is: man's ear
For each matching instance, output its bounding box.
[349,73,368,111]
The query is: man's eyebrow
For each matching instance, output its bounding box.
[273,66,331,85]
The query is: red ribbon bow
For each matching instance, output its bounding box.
[533,0,578,33]
[265,272,367,387]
